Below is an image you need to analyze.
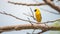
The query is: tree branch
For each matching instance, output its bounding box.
[0,24,60,32]
[30,8,35,20]
[43,0,60,13]
[0,11,60,33]
[40,8,60,15]
[8,1,46,6]
[0,11,60,24]
[38,29,48,34]
[8,0,60,13]
[0,0,60,33]
[0,11,36,23]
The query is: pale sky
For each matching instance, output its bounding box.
[0,0,60,34]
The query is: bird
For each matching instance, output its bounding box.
[34,8,42,23]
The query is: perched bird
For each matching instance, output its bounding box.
[34,8,42,23]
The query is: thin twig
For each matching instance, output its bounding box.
[27,17,33,25]
[32,29,35,34]
[23,12,60,24]
[43,19,60,23]
[23,8,36,20]
[38,30,48,34]
[40,8,60,15]
[27,18,36,34]
[30,8,36,20]
[0,11,60,24]
[23,13,33,18]
[0,11,36,23]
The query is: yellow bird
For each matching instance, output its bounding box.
[34,8,42,23]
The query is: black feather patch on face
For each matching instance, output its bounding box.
[34,9,37,12]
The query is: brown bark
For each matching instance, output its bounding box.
[8,1,46,6]
[43,0,60,13]
[8,0,60,13]
[0,24,60,32]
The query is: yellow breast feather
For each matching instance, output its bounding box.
[34,8,42,23]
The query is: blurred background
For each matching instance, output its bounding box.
[0,0,60,34]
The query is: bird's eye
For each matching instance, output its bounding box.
[34,9,37,12]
